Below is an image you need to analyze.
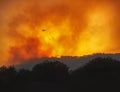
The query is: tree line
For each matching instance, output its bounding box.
[1,57,120,92]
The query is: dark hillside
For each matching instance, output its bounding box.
[1,57,120,92]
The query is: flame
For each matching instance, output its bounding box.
[0,0,118,65]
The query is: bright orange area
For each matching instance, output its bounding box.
[0,0,117,65]
[77,6,113,55]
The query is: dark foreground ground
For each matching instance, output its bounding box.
[1,57,120,92]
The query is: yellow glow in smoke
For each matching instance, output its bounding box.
[76,6,113,55]
[37,19,71,57]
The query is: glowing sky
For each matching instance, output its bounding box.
[0,0,120,65]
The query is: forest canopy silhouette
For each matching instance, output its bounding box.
[0,57,120,92]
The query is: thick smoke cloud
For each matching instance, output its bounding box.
[0,0,120,65]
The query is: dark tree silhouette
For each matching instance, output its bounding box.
[17,69,31,82]
[0,66,16,84]
[0,58,120,92]
[70,57,120,91]
[32,60,69,82]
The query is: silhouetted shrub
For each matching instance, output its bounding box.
[17,69,31,82]
[0,57,120,92]
[70,57,120,91]
[81,57,120,72]
[32,60,69,82]
[0,66,16,85]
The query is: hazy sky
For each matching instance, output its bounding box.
[0,0,120,65]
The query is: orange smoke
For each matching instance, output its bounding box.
[0,0,119,65]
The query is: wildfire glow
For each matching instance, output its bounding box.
[0,0,119,65]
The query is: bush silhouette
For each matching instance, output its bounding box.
[0,57,120,92]
[32,60,69,82]
[81,57,120,72]
[17,69,31,82]
[70,57,120,91]
[0,66,16,85]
